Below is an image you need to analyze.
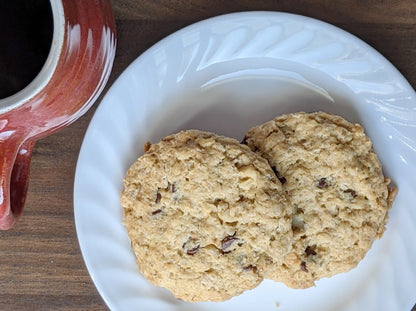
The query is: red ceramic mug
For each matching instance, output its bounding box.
[0,0,116,229]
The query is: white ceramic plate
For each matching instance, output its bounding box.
[74,12,416,311]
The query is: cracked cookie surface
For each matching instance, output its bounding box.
[244,112,394,289]
[121,130,292,301]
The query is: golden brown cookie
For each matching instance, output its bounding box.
[121,130,292,301]
[243,112,394,288]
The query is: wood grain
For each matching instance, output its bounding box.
[0,1,415,310]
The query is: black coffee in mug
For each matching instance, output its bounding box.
[0,0,53,99]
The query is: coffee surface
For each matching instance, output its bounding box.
[0,1,53,99]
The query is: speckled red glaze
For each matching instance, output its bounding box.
[0,0,117,229]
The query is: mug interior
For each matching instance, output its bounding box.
[0,0,64,113]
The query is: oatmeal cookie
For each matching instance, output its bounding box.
[121,130,292,301]
[243,112,395,288]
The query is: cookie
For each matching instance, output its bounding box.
[243,112,394,288]
[121,130,292,301]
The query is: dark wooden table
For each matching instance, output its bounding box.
[0,1,415,310]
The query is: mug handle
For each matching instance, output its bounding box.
[0,138,35,230]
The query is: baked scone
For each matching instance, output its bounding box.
[121,130,292,301]
[243,112,395,288]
